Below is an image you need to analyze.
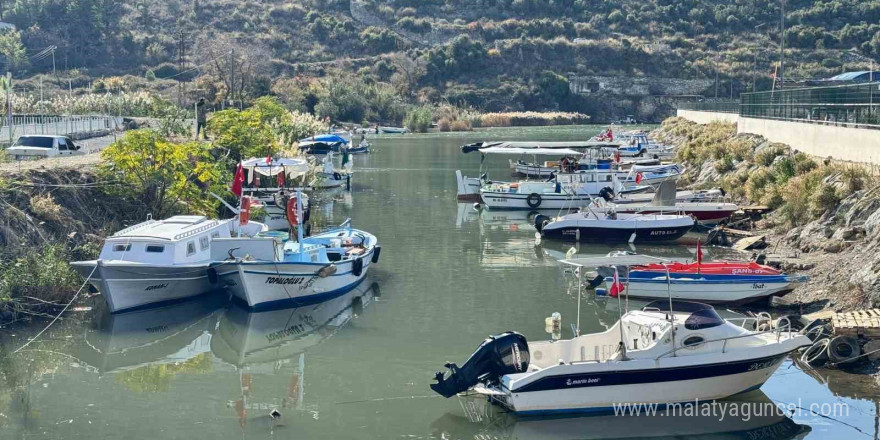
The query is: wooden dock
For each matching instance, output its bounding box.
[832,309,880,337]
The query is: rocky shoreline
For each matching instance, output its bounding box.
[652,117,879,315]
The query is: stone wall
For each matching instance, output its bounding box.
[569,75,713,96]
[738,117,880,164]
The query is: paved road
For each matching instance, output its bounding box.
[0,132,121,175]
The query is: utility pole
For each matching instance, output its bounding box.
[51,48,56,77]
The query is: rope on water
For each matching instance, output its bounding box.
[8,264,97,356]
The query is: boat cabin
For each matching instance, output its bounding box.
[99,216,231,265]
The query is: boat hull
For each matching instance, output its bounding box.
[612,205,737,225]
[502,353,790,415]
[216,250,374,311]
[615,274,799,304]
[71,261,219,313]
[455,170,483,201]
[540,223,692,243]
[481,191,593,210]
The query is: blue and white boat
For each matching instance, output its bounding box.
[298,133,350,155]
[209,195,380,310]
[606,260,809,305]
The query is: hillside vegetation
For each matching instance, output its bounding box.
[0,0,877,120]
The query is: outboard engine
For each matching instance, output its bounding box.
[430,332,529,398]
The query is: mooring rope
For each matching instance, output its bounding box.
[9,264,97,356]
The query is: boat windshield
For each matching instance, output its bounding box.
[642,300,724,330]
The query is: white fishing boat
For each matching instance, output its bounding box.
[240,157,311,230]
[311,151,352,189]
[71,215,267,313]
[430,257,810,415]
[481,167,632,210]
[210,194,380,310]
[623,163,685,186]
[601,181,739,225]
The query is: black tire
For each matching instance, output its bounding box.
[801,338,830,367]
[351,257,363,277]
[207,268,219,285]
[534,214,550,232]
[599,187,615,201]
[777,315,805,331]
[333,172,342,180]
[526,193,542,208]
[827,336,860,364]
[371,245,382,263]
[804,325,830,342]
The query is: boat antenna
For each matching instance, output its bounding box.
[575,263,582,336]
[615,266,627,361]
[664,262,676,357]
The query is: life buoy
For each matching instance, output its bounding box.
[207,268,219,284]
[526,193,542,208]
[534,214,549,232]
[286,196,299,226]
[351,257,363,277]
[240,197,251,226]
[333,172,342,181]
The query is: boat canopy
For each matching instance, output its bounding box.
[560,254,677,268]
[478,146,583,156]
[301,133,349,144]
[485,141,620,149]
[241,157,310,177]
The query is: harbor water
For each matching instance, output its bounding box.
[1,126,877,439]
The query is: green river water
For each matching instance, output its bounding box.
[0,126,877,439]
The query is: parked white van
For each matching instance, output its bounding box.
[6,135,85,160]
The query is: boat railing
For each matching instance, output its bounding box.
[173,220,221,241]
[112,219,159,237]
[654,318,794,360]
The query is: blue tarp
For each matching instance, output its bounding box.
[304,134,349,144]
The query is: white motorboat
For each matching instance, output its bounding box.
[379,126,408,134]
[71,215,267,313]
[601,181,739,225]
[240,157,311,230]
[311,151,352,189]
[430,297,810,415]
[210,194,380,310]
[623,163,685,186]
[535,208,694,243]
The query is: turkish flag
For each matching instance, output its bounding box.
[231,163,244,198]
[609,269,624,297]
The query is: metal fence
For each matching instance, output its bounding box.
[0,115,123,144]
[676,101,740,114]
[741,82,880,129]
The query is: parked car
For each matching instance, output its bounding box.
[5,135,85,160]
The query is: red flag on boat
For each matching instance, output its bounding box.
[277,170,285,187]
[697,240,704,265]
[609,269,624,297]
[266,154,272,164]
[231,163,245,198]
[606,128,613,141]
[635,172,643,185]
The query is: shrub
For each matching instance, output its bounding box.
[714,155,734,173]
[755,144,787,166]
[745,167,773,203]
[810,182,840,217]
[0,245,82,304]
[450,119,471,131]
[30,193,62,221]
[437,117,451,131]
[403,106,432,132]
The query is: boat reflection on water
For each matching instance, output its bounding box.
[431,391,810,440]
[70,293,228,373]
[455,203,560,231]
[210,281,378,428]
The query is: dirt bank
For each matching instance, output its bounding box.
[652,117,879,314]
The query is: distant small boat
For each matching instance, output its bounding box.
[298,132,351,155]
[379,126,407,134]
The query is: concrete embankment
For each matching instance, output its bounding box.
[654,117,880,313]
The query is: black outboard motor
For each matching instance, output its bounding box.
[430,332,529,398]
[460,142,483,153]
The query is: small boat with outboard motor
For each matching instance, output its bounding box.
[70,214,267,313]
[298,132,351,155]
[209,191,380,310]
[430,256,811,415]
[311,151,352,189]
[378,126,408,134]
[597,251,809,305]
[535,203,694,243]
[593,181,739,225]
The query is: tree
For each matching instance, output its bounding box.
[0,30,27,72]
[100,130,227,218]
[389,53,426,99]
[195,34,271,106]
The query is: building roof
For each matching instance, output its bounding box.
[828,71,873,81]
[110,216,223,241]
